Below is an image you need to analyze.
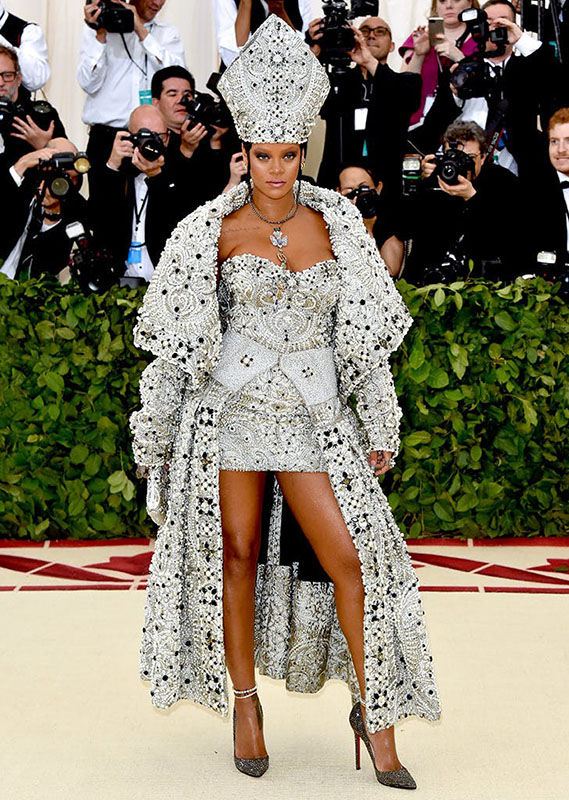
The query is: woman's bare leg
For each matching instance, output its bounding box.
[219,469,267,759]
[277,471,402,771]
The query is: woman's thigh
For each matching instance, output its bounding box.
[275,471,362,582]
[219,470,267,561]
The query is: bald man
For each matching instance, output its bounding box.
[89,103,184,283]
[1,137,90,280]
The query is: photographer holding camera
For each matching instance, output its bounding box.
[395,120,523,284]
[89,103,192,283]
[0,138,90,281]
[0,46,66,190]
[0,2,50,91]
[151,66,236,213]
[337,159,403,276]
[309,6,421,193]
[78,0,185,193]
[526,107,569,278]
[214,0,312,68]
[414,1,568,182]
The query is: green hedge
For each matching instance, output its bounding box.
[0,274,567,541]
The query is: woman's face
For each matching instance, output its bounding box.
[436,0,473,26]
[244,142,302,201]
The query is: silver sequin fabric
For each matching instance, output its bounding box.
[215,255,338,471]
[130,182,441,733]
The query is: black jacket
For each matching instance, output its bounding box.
[317,63,421,193]
[0,170,89,278]
[0,88,66,191]
[410,44,568,182]
[365,64,422,198]
[395,162,526,284]
[527,162,569,272]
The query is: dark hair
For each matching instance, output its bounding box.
[481,0,517,19]
[443,120,487,152]
[337,159,381,186]
[0,45,19,71]
[151,66,195,100]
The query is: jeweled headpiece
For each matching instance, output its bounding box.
[217,14,330,144]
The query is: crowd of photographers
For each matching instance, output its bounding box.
[1,0,569,293]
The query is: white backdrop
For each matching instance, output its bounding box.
[4,0,430,171]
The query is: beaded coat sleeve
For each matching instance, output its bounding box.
[328,194,412,458]
[354,359,402,456]
[130,359,187,467]
[130,203,223,466]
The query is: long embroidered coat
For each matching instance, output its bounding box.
[130,181,441,733]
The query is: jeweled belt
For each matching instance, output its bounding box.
[210,329,337,407]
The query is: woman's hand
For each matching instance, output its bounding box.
[412,25,431,57]
[433,33,464,62]
[367,450,394,476]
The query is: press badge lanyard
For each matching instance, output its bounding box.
[120,22,154,102]
[128,187,149,265]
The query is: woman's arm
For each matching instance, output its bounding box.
[355,359,402,463]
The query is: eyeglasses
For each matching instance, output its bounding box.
[359,26,390,39]
[0,71,18,83]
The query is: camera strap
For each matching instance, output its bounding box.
[133,187,149,237]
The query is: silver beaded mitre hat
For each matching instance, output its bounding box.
[217,14,330,144]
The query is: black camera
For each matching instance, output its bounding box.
[318,0,379,75]
[346,186,380,218]
[434,143,475,185]
[0,97,57,133]
[450,9,508,99]
[66,223,122,294]
[35,151,91,198]
[128,128,166,162]
[180,73,232,135]
[89,0,134,33]
[422,251,470,285]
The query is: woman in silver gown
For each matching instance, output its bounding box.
[131,15,440,788]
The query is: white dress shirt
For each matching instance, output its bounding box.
[77,19,186,128]
[556,170,569,251]
[452,32,542,175]
[124,172,154,282]
[213,0,313,67]
[0,3,50,91]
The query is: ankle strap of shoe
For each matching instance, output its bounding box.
[233,684,257,699]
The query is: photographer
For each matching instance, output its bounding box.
[414,1,568,182]
[337,160,403,276]
[527,107,569,276]
[78,0,185,193]
[0,46,65,189]
[0,2,50,91]
[151,66,236,213]
[310,13,421,193]
[0,138,90,281]
[395,120,523,284]
[89,104,190,283]
[214,0,312,68]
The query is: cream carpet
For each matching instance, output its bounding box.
[1,542,569,800]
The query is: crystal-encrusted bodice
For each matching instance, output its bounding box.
[217,254,340,353]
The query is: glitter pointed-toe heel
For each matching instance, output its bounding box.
[233,685,269,778]
[350,702,417,790]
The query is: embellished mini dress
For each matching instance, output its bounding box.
[212,253,342,472]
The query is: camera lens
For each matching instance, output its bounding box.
[50,176,71,197]
[441,163,458,183]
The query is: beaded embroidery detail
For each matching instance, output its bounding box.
[217,15,330,144]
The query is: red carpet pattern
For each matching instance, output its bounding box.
[1,537,568,593]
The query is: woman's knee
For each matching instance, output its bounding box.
[326,550,363,591]
[223,528,260,576]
